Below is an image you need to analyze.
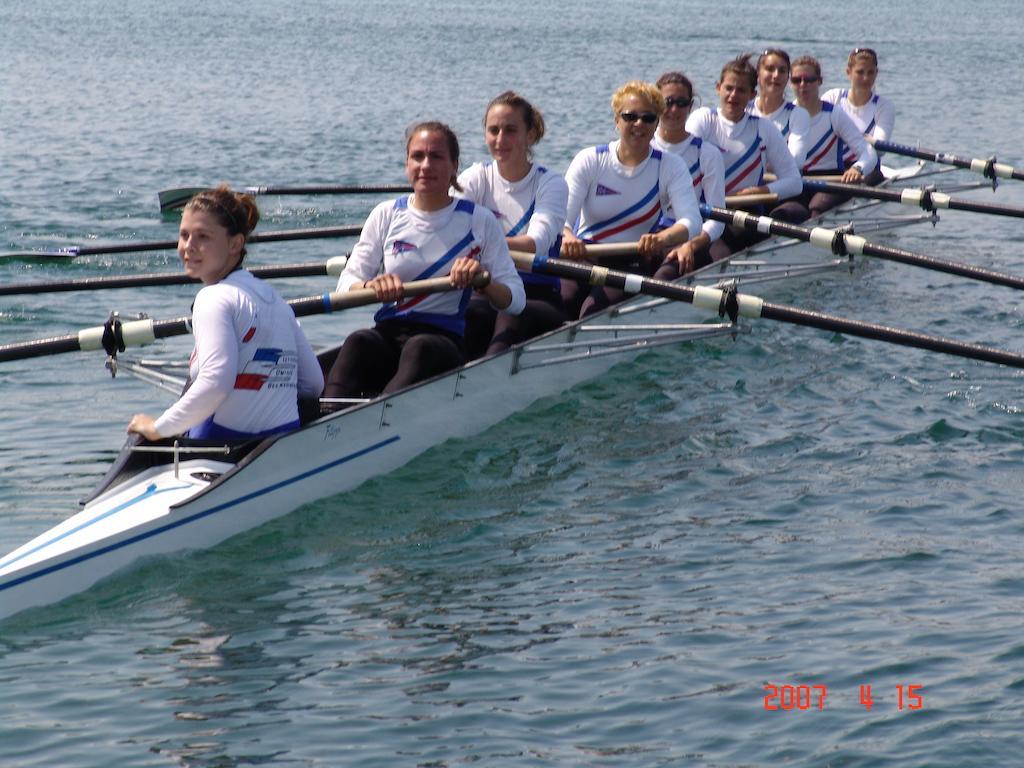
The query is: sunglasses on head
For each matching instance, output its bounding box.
[790,76,820,85]
[851,46,877,58]
[619,111,658,124]
[664,96,693,109]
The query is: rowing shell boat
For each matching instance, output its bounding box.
[0,161,982,622]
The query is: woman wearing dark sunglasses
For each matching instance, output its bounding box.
[561,80,702,317]
[771,55,880,222]
[649,70,726,279]
[822,47,894,181]
[749,48,810,168]
[686,54,804,259]
[457,91,569,358]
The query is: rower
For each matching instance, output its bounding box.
[822,47,895,183]
[458,91,569,358]
[686,54,805,261]
[749,48,810,169]
[322,121,525,403]
[561,80,702,317]
[649,70,726,279]
[774,55,881,221]
[127,186,324,441]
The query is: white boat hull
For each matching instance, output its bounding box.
[0,166,947,621]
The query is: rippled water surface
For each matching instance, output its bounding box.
[3,1,1024,765]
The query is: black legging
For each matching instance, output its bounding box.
[464,285,567,358]
[323,319,465,404]
[576,252,662,318]
[774,166,887,223]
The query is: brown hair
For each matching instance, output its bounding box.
[655,70,694,96]
[791,55,822,79]
[184,184,260,259]
[485,90,546,146]
[610,80,666,116]
[757,48,791,72]
[405,120,462,193]
[718,54,757,91]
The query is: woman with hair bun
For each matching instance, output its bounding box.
[128,185,324,440]
[459,91,569,357]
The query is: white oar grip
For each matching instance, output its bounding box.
[970,159,1015,179]
[77,318,156,351]
[729,210,773,234]
[899,189,952,209]
[691,286,764,319]
[808,227,867,255]
[325,255,348,276]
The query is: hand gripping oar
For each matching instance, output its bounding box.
[869,138,1024,182]
[701,204,1024,292]
[159,184,414,212]
[510,252,1024,370]
[803,179,1024,220]
[0,271,489,363]
[0,257,349,296]
[0,225,363,262]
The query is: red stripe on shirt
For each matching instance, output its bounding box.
[725,155,764,193]
[803,135,839,173]
[590,200,662,242]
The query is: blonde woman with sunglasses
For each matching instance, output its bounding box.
[561,80,702,317]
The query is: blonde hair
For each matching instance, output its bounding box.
[610,80,665,117]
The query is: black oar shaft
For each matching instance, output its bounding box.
[704,206,1024,291]
[2,225,362,261]
[872,139,1024,182]
[803,180,1024,219]
[512,253,1024,370]
[0,272,488,363]
[0,316,191,363]
[0,260,346,296]
[74,225,361,255]
[159,184,412,211]
[756,302,1024,369]
[250,184,412,196]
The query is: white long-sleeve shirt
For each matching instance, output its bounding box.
[750,100,811,169]
[651,133,725,242]
[155,269,323,438]
[822,88,895,169]
[686,107,802,200]
[564,141,702,245]
[457,161,568,289]
[802,102,879,174]
[338,196,525,334]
